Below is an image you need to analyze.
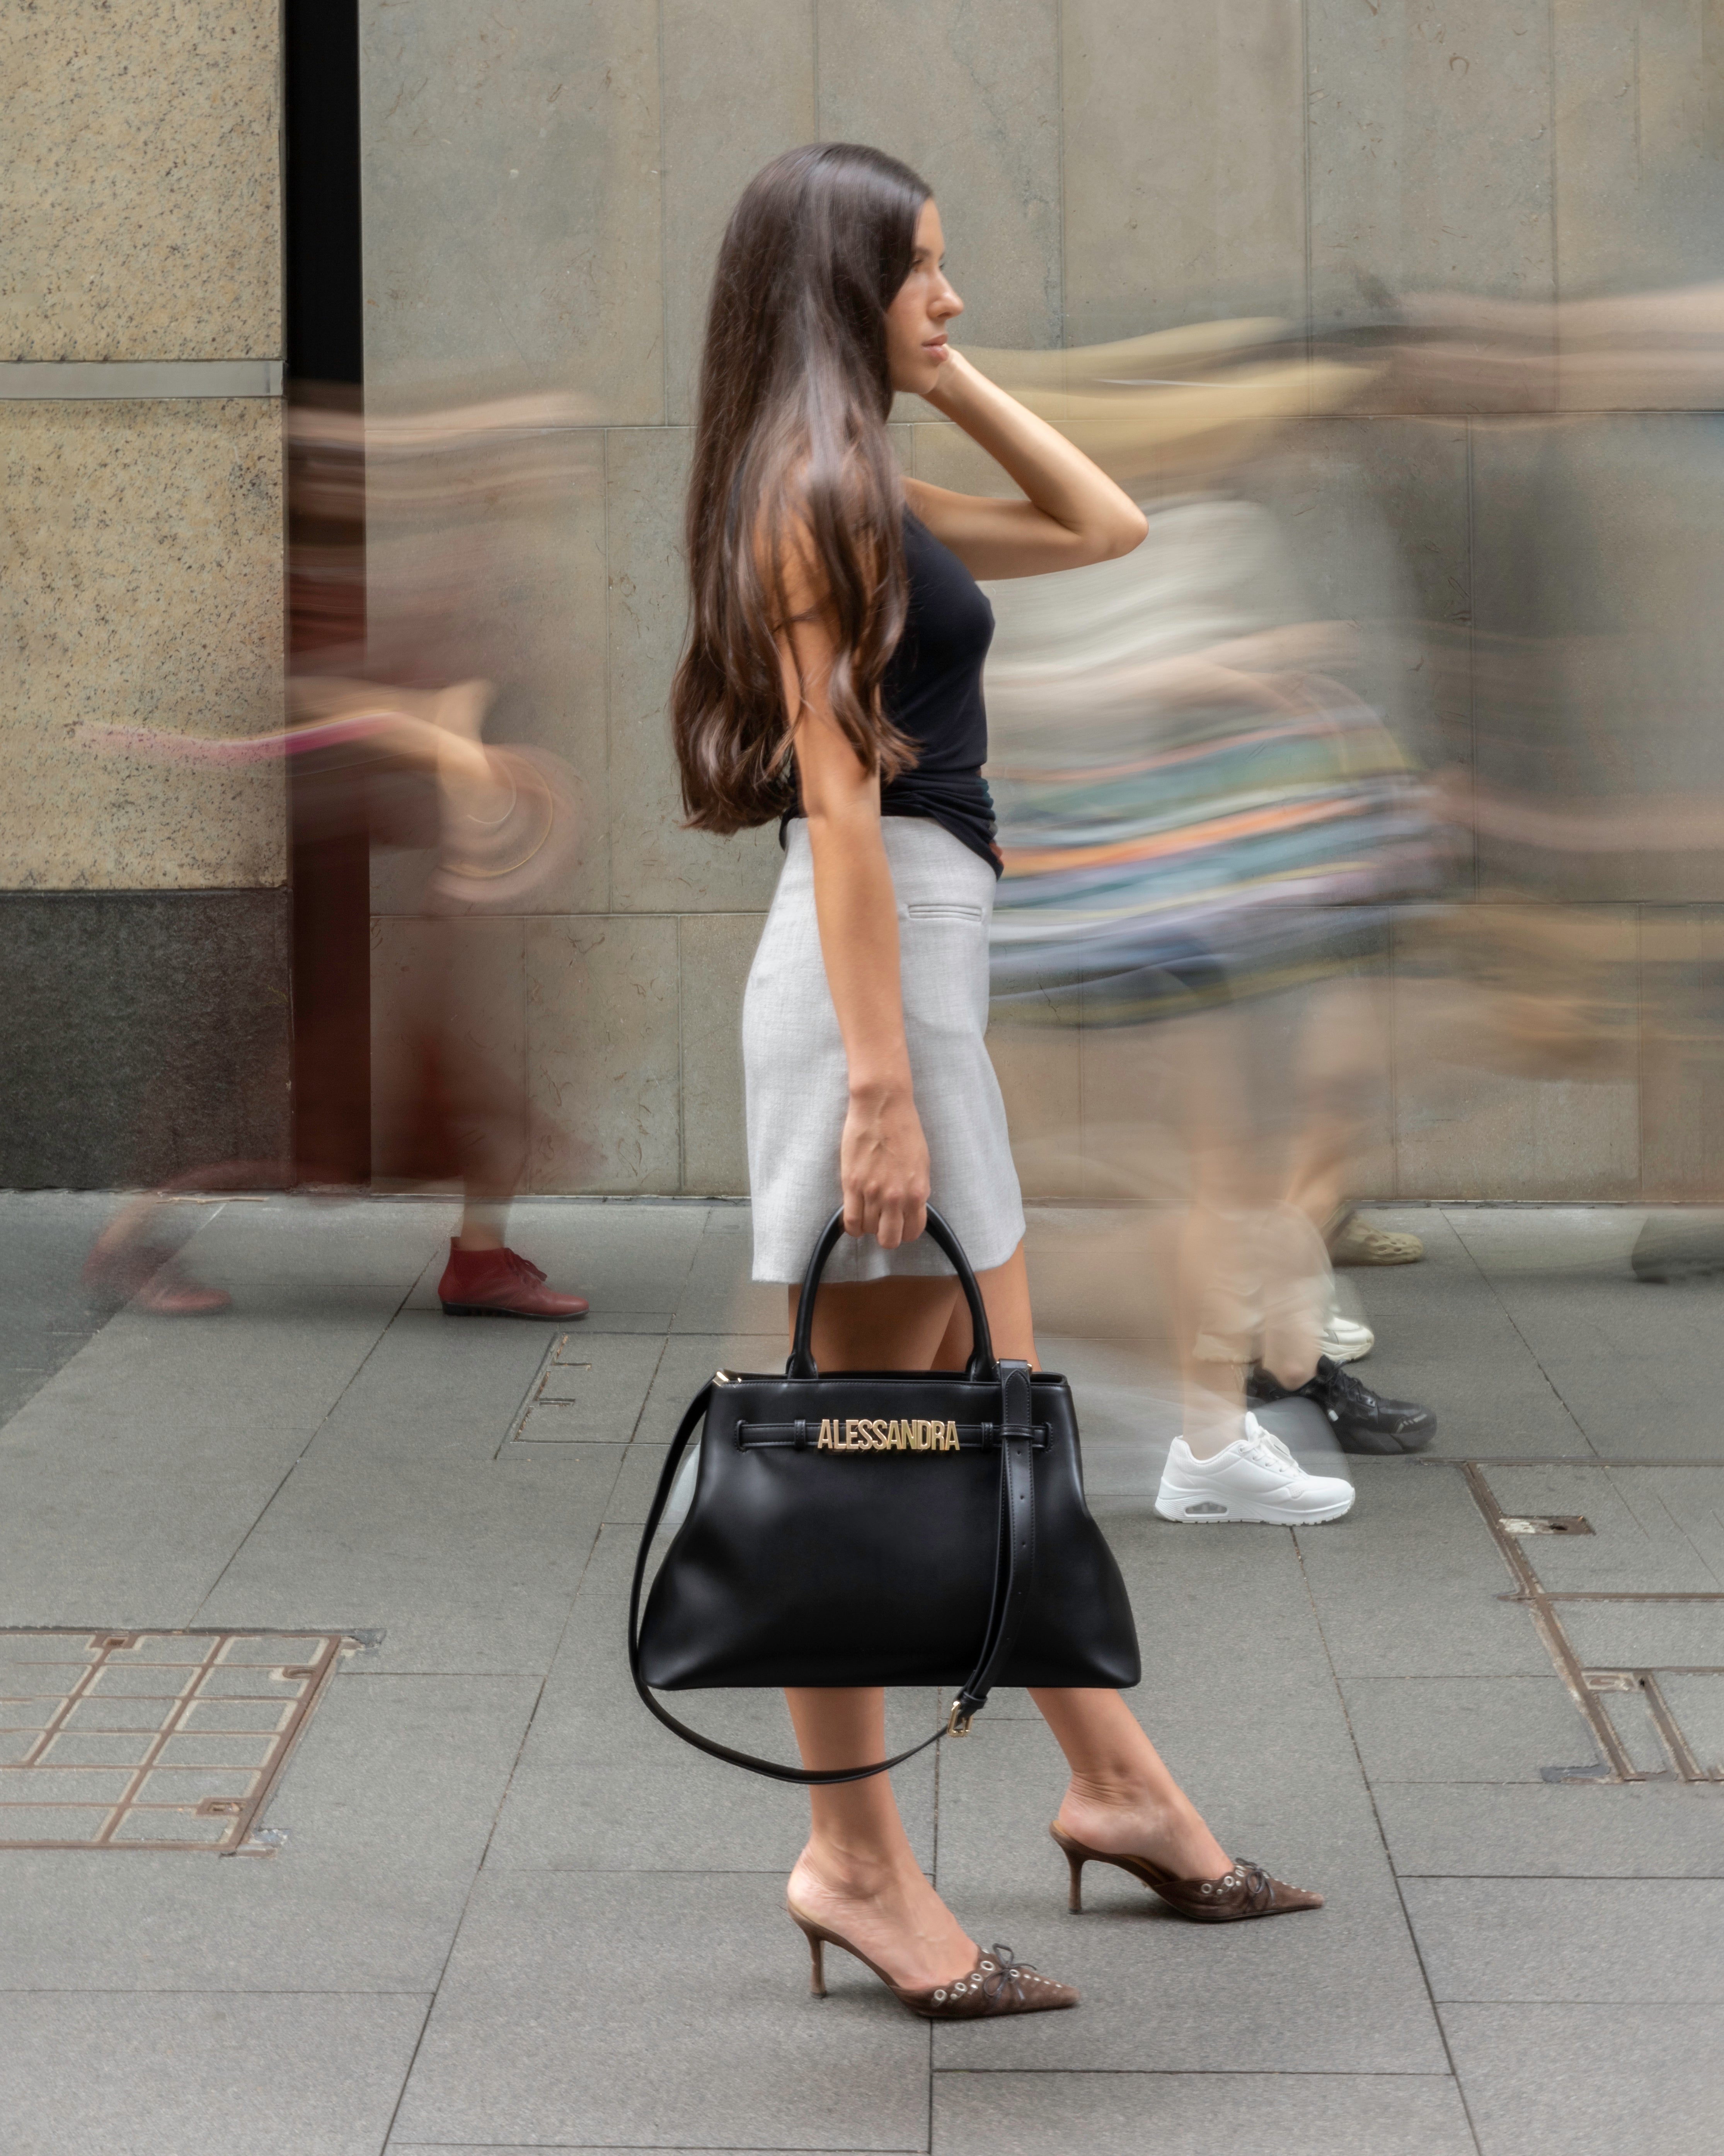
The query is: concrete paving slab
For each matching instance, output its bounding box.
[0,1326,383,1623]
[1375,1780,1724,1876]
[1558,1597,1724,1670]
[0,1192,153,1428]
[0,1989,429,2156]
[1659,1672,1724,1773]
[0,1673,538,1991]
[932,2071,1475,2156]
[174,1206,450,1295]
[390,1869,930,2151]
[1405,1877,1724,2001]
[1441,1204,1647,1277]
[303,1308,565,1461]
[673,1230,790,1332]
[483,1526,938,1875]
[1341,1675,1602,1783]
[1443,2002,1724,2156]
[7,1298,391,1450]
[1467,1273,1724,1462]
[930,1719,1445,2074]
[194,1448,617,1674]
[636,1332,791,1442]
[516,1332,667,1442]
[603,1440,669,1524]
[1333,1212,1594,1457]
[1293,1464,1552,1677]
[1475,1462,1724,1593]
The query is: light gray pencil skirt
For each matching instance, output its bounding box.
[743,816,1026,1284]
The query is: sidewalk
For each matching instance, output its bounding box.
[1,1194,1720,2155]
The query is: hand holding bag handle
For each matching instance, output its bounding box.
[627,1206,1038,1784]
[786,1205,999,1382]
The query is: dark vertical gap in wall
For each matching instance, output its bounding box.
[284,0,371,1184]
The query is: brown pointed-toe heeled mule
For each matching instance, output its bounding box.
[788,1904,1078,2019]
[1050,1822,1323,1922]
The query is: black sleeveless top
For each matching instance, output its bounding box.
[784,510,999,873]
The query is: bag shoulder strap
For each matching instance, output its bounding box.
[627,1360,1040,1785]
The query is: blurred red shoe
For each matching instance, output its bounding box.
[83,1243,231,1315]
[437,1241,589,1319]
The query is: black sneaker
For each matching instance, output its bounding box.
[1245,1354,1436,1455]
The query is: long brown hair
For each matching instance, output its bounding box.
[672,143,930,831]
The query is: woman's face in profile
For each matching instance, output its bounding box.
[885,198,963,396]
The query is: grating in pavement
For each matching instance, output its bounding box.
[0,1629,347,1852]
[1465,1466,1724,1784]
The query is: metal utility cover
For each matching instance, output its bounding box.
[0,1629,346,1852]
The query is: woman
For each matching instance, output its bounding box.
[672,143,1320,2021]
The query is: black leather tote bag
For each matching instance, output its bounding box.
[629,1206,1140,1783]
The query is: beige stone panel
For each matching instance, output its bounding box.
[1245,416,1472,776]
[1022,1203,1178,1350]
[605,428,783,912]
[818,0,1062,350]
[1,398,285,890]
[1471,413,1724,904]
[911,420,1023,498]
[525,914,681,1192]
[662,0,817,424]
[1639,907,1724,1200]
[1062,0,1305,345]
[360,0,662,419]
[0,1,280,361]
[680,913,767,1194]
[1554,0,1724,342]
[988,1013,1082,1202]
[1393,916,1641,1197]
[1078,1014,1197,1208]
[364,426,610,914]
[1308,2,1555,350]
[369,914,526,1187]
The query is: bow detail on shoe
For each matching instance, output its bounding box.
[1229,1863,1276,1912]
[978,1946,1028,2005]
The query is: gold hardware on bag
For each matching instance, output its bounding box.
[814,1417,961,1453]
[947,1699,973,1737]
[713,1369,741,1385]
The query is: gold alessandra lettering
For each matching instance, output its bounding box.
[816,1414,965,1454]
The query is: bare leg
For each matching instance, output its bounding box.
[783,1269,977,1990]
[1032,1689,1228,1878]
[784,1687,978,1990]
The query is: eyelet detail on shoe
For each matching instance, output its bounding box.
[934,1989,946,2001]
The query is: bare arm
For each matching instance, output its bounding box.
[904,349,1148,580]
[780,600,929,1249]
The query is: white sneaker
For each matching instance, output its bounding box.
[1319,1295,1374,1365]
[1155,1414,1356,1525]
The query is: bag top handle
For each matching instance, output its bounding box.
[786,1204,998,1382]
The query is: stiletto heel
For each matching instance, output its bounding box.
[1049,1822,1323,1923]
[784,1898,1077,2020]
[1064,1847,1086,1913]
[794,1917,828,1997]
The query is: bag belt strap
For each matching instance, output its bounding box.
[627,1360,1039,1785]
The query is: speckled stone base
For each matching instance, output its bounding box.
[0,891,291,1187]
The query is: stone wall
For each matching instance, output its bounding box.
[359,2,1724,1200]
[1,2,290,1186]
